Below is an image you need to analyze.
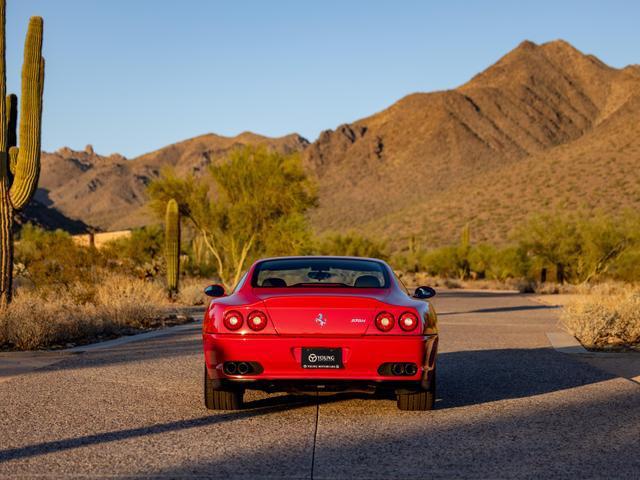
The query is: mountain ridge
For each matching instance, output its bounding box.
[27,39,640,247]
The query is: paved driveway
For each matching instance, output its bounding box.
[0,291,638,479]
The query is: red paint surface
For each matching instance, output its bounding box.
[202,257,439,387]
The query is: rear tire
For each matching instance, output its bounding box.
[204,365,243,410]
[396,368,436,411]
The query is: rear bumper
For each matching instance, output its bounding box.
[203,333,438,391]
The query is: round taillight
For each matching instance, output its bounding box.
[247,311,268,331]
[375,312,395,332]
[399,312,419,331]
[223,310,243,330]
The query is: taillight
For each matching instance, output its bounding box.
[375,312,395,332]
[247,311,268,331]
[223,310,243,331]
[399,312,419,331]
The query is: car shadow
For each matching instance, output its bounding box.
[0,346,620,465]
[0,393,321,463]
[150,386,640,479]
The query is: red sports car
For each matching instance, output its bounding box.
[202,256,438,411]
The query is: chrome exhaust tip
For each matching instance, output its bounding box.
[237,362,251,375]
[404,363,418,376]
[223,362,237,375]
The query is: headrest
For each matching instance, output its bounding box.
[354,275,381,288]
[262,277,287,287]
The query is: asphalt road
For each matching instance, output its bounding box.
[1,291,638,479]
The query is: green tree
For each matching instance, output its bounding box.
[147,146,317,289]
[574,213,640,283]
[516,211,639,284]
[515,213,580,283]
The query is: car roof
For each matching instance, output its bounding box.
[253,255,387,264]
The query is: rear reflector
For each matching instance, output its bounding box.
[247,311,268,331]
[375,312,395,332]
[223,310,243,330]
[399,312,419,331]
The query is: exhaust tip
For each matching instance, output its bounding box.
[404,363,418,376]
[237,362,250,375]
[223,362,237,375]
[391,363,405,376]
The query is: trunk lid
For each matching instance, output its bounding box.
[258,292,385,336]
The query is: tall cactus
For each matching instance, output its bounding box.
[0,1,45,307]
[165,199,180,294]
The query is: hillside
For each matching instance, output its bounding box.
[304,40,640,246]
[36,133,309,230]
[26,39,640,248]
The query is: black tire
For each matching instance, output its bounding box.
[396,368,436,411]
[204,365,243,410]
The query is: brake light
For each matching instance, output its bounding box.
[223,310,243,331]
[375,312,395,332]
[247,311,268,331]
[399,312,419,331]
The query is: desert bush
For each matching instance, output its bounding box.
[101,226,164,277]
[561,287,640,348]
[92,272,166,328]
[177,277,210,306]
[15,224,106,287]
[0,273,167,350]
[316,232,388,260]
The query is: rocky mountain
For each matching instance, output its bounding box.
[35,132,309,230]
[304,40,640,246]
[25,39,640,247]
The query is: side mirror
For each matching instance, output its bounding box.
[204,284,226,297]
[414,286,436,299]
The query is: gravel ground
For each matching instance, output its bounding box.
[0,291,638,479]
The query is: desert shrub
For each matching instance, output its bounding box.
[15,224,105,287]
[0,273,167,350]
[561,287,640,348]
[101,226,164,277]
[421,246,460,277]
[92,272,165,328]
[484,245,530,280]
[316,232,388,260]
[177,277,210,306]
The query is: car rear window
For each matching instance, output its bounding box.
[252,258,390,288]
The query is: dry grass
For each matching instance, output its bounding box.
[176,277,210,306]
[0,273,177,350]
[561,285,640,349]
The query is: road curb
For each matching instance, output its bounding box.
[0,316,203,382]
[546,332,588,355]
[67,318,203,353]
[547,332,640,386]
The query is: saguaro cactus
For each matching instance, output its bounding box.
[0,1,45,307]
[165,199,180,294]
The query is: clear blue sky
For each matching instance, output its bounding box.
[5,1,640,158]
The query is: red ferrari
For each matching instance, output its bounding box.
[202,256,438,411]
